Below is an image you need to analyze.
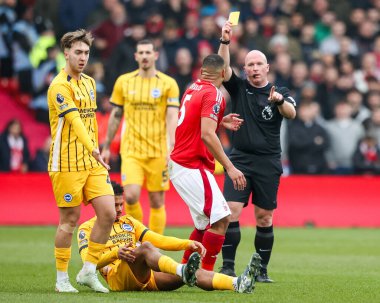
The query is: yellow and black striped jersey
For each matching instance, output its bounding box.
[110,70,179,158]
[77,214,192,270]
[47,69,99,172]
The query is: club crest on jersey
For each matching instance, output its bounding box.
[79,230,86,239]
[151,88,161,98]
[90,89,95,101]
[56,93,64,104]
[213,104,221,114]
[122,224,133,232]
[64,193,73,202]
[262,105,273,120]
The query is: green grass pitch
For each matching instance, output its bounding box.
[0,226,378,303]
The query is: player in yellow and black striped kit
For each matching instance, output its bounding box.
[77,181,262,293]
[48,29,115,294]
[101,39,180,235]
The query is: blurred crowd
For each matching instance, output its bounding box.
[1,0,380,175]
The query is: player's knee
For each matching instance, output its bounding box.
[59,223,76,234]
[125,192,139,204]
[139,241,156,254]
[256,214,273,227]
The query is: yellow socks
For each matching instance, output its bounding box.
[85,240,106,265]
[149,206,166,235]
[55,247,71,272]
[158,255,178,275]
[212,273,234,290]
[125,201,143,222]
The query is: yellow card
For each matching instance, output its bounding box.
[228,11,240,26]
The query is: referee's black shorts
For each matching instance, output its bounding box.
[223,149,282,210]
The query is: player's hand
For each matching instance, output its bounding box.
[188,241,206,258]
[222,21,232,41]
[100,145,111,165]
[227,166,246,191]
[222,113,243,131]
[268,86,284,104]
[118,243,136,263]
[93,148,110,170]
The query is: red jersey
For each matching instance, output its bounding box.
[170,79,225,172]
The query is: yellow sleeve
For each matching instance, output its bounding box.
[65,111,95,154]
[110,76,124,107]
[96,247,119,269]
[48,82,77,116]
[167,77,180,107]
[141,230,192,251]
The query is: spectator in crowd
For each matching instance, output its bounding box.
[30,45,60,124]
[325,101,365,174]
[0,119,30,173]
[288,102,329,174]
[346,88,371,124]
[172,47,194,97]
[30,136,51,172]
[58,0,100,35]
[352,135,380,175]
[363,107,380,145]
[91,1,129,60]
[104,22,146,94]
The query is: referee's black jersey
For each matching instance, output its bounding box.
[223,71,296,156]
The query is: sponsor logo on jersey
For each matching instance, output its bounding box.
[59,104,68,111]
[262,105,273,120]
[56,93,65,104]
[79,239,88,246]
[79,230,86,239]
[64,193,73,202]
[90,89,95,101]
[151,88,161,98]
[106,175,111,184]
[122,224,133,232]
[122,174,126,182]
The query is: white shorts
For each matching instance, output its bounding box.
[169,160,231,230]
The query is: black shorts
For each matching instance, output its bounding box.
[223,150,282,210]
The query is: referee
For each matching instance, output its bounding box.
[218,21,296,282]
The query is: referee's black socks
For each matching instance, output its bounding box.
[255,225,274,271]
[221,221,241,270]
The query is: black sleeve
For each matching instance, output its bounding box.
[277,86,296,107]
[222,71,241,99]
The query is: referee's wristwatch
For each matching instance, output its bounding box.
[219,38,230,45]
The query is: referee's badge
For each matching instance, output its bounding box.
[262,105,273,120]
[151,88,161,98]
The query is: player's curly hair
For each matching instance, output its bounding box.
[111,181,124,196]
[60,29,94,50]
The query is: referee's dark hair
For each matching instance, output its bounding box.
[111,181,124,196]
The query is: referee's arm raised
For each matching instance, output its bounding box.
[218,21,233,81]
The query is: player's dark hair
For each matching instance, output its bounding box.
[136,39,157,51]
[202,54,225,70]
[111,181,124,196]
[60,29,94,50]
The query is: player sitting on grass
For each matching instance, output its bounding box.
[76,181,262,293]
